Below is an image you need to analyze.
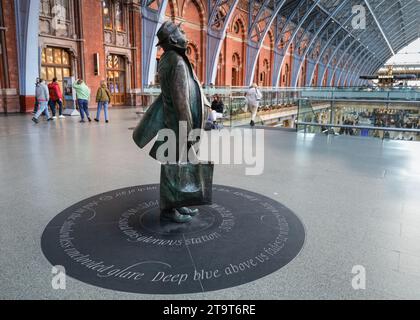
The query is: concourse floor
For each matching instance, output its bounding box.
[1,108,420,300]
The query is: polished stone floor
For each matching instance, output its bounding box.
[1,108,420,300]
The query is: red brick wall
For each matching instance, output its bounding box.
[131,5,142,89]
[1,0,21,113]
[0,92,20,113]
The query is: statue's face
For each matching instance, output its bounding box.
[171,27,188,49]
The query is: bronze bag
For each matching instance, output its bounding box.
[160,162,214,210]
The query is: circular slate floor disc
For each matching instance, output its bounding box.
[42,185,305,294]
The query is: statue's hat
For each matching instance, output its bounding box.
[156,21,179,47]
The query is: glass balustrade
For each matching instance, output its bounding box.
[140,86,420,137]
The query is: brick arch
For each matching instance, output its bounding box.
[266,29,275,48]
[230,14,246,37]
[165,0,178,20]
[231,52,242,86]
[215,51,225,86]
[181,0,206,26]
[180,0,207,82]
[187,42,200,60]
[232,52,241,67]
[213,6,228,30]
[186,41,200,75]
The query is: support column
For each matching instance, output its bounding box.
[334,69,342,86]
[206,0,239,85]
[317,63,326,86]
[245,41,261,86]
[291,53,302,87]
[272,49,284,87]
[206,29,225,85]
[15,0,40,112]
[305,59,315,86]
[324,66,331,87]
[141,0,168,88]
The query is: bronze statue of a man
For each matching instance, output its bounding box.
[133,21,212,224]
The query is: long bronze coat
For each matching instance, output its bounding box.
[133,50,208,160]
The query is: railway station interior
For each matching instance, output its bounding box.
[1,0,420,301]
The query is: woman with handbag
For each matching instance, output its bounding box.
[95,81,112,123]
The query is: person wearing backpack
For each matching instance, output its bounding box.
[245,83,263,127]
[94,81,112,123]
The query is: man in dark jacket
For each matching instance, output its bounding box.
[209,94,224,124]
[133,21,210,223]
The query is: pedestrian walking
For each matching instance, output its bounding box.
[32,79,52,124]
[32,78,40,114]
[48,77,65,119]
[73,79,91,123]
[245,83,263,127]
[94,81,112,123]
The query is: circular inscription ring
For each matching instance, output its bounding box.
[42,185,305,294]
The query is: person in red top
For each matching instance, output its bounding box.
[48,78,65,119]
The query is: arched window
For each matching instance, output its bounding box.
[233,21,240,34]
[285,63,290,86]
[115,0,124,32]
[102,0,124,31]
[216,53,224,86]
[232,53,241,86]
[260,72,265,84]
[103,0,112,30]
[262,59,270,86]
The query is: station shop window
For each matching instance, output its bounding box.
[41,47,72,94]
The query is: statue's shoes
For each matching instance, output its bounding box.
[178,207,199,217]
[161,210,192,223]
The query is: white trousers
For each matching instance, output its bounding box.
[209,110,223,122]
[248,103,259,122]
